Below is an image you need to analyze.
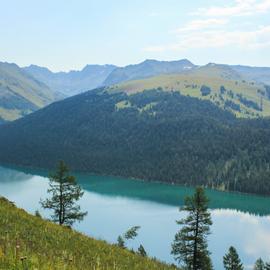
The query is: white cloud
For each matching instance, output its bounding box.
[144,25,270,52]
[143,0,270,54]
[192,0,270,17]
[174,19,228,33]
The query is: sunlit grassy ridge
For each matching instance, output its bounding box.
[0,62,60,121]
[0,197,177,270]
[109,64,270,118]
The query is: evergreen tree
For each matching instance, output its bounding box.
[171,187,213,270]
[124,226,140,241]
[40,160,87,226]
[265,262,270,270]
[223,246,243,270]
[254,258,265,270]
[117,226,141,249]
[117,236,125,248]
[137,244,147,257]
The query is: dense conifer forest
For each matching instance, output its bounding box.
[0,88,270,195]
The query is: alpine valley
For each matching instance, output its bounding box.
[1,59,270,195]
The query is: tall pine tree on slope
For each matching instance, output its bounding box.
[223,246,243,270]
[253,258,265,270]
[171,187,213,270]
[40,160,87,226]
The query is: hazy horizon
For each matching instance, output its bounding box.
[2,57,270,74]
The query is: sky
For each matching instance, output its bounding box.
[1,0,270,71]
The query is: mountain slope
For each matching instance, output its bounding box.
[0,197,176,270]
[103,59,195,86]
[231,65,270,85]
[0,88,270,195]
[0,62,61,122]
[24,64,117,96]
[110,64,270,118]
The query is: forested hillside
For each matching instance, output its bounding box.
[0,197,176,270]
[0,88,270,195]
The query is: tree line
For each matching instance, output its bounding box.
[41,161,269,269]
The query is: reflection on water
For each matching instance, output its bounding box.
[0,165,270,269]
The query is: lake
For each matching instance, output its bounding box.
[0,165,270,269]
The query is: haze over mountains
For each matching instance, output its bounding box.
[23,64,117,96]
[103,59,195,86]
[1,58,270,122]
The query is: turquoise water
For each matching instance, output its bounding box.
[0,165,270,269]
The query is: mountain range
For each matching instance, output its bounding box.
[23,64,117,96]
[1,58,270,122]
[111,63,270,118]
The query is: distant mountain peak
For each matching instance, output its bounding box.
[103,58,196,86]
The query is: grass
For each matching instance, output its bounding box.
[0,62,58,121]
[108,65,270,118]
[0,197,178,270]
[0,108,22,122]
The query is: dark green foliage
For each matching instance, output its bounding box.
[227,90,234,99]
[40,161,87,226]
[220,85,226,94]
[223,246,243,270]
[200,85,211,96]
[171,187,212,270]
[254,258,265,270]
[265,85,270,99]
[124,226,141,240]
[117,226,141,249]
[35,210,42,218]
[1,89,270,195]
[224,100,241,112]
[265,262,270,270]
[138,245,147,257]
[236,94,262,111]
[117,236,125,248]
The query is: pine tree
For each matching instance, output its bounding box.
[117,226,141,249]
[254,258,265,270]
[265,262,270,270]
[124,226,140,240]
[137,244,147,257]
[223,246,243,270]
[117,236,125,248]
[40,160,87,226]
[171,187,213,270]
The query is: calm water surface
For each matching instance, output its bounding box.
[0,165,270,269]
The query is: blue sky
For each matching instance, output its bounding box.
[1,0,270,71]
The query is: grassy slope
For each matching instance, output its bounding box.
[0,62,60,121]
[0,197,177,270]
[109,64,270,118]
